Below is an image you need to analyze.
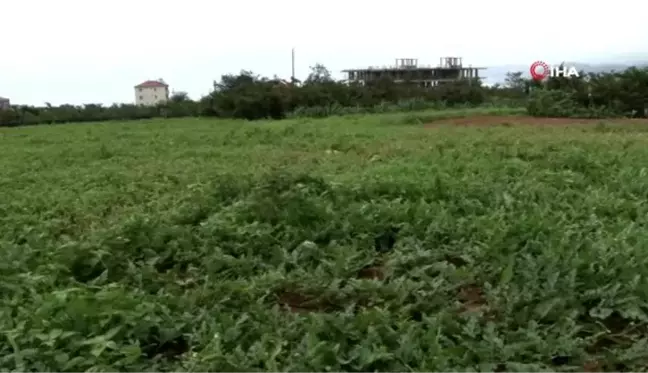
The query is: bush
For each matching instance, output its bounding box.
[525,67,648,119]
[0,65,491,127]
[1,64,647,127]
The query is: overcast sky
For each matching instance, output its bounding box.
[1,0,646,106]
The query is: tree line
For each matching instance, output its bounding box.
[0,64,646,127]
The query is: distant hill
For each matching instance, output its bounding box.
[482,61,648,86]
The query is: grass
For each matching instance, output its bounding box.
[347,106,527,125]
[2,111,648,371]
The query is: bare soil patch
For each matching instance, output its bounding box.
[457,284,488,314]
[425,115,648,127]
[277,261,389,314]
[357,265,386,280]
[276,289,338,314]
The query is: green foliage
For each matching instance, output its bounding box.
[525,90,620,118]
[526,67,648,118]
[0,102,205,127]
[3,115,648,370]
[1,64,646,127]
[204,67,487,121]
[0,65,489,126]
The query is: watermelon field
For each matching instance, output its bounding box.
[2,109,648,371]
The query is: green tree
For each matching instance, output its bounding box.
[504,72,525,91]
[304,64,333,85]
[170,91,190,103]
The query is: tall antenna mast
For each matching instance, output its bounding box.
[291,48,295,83]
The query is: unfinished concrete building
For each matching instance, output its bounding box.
[343,57,485,87]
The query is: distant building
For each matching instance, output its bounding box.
[0,96,10,109]
[134,79,169,106]
[343,57,486,87]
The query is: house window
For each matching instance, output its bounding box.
[139,95,143,100]
[138,88,142,92]
[155,95,158,99]
[154,88,157,92]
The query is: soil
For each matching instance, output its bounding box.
[425,115,648,127]
[276,263,389,314]
[583,360,604,372]
[457,284,488,313]
[357,265,385,280]
[276,290,336,313]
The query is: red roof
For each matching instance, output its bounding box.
[135,80,168,88]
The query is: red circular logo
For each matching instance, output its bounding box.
[530,61,550,81]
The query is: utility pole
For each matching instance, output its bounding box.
[291,48,295,84]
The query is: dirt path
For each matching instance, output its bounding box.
[425,116,648,127]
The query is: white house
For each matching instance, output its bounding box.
[0,96,10,109]
[134,79,169,106]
